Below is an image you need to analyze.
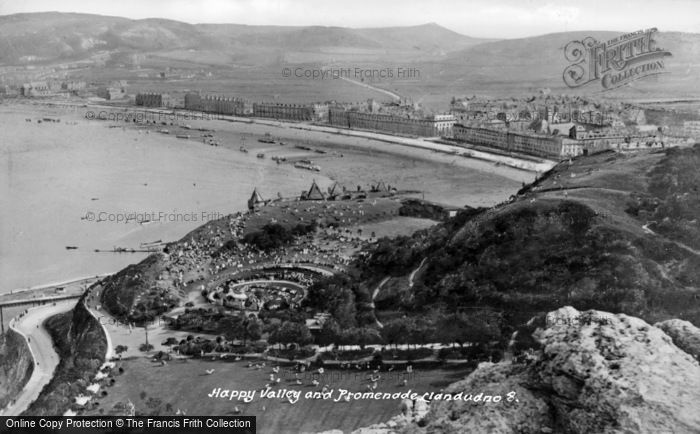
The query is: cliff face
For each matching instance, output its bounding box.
[25,296,106,416]
[379,307,700,434]
[0,329,34,409]
[654,319,700,361]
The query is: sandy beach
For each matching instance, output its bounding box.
[1,101,527,294]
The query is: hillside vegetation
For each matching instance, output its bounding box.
[314,147,700,346]
[0,13,484,66]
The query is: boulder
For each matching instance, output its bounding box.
[655,318,700,361]
[396,307,700,434]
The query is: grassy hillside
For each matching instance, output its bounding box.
[392,31,700,106]
[0,13,217,64]
[331,146,700,346]
[0,12,487,66]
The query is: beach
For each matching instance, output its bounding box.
[1,101,529,294]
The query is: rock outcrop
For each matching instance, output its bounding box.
[0,329,34,410]
[354,307,700,434]
[341,398,431,434]
[655,318,700,361]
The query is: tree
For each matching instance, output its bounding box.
[317,318,342,347]
[408,317,433,348]
[201,340,217,353]
[220,316,245,342]
[344,327,382,350]
[436,311,501,348]
[115,345,128,356]
[161,338,179,352]
[245,319,262,343]
[270,321,313,349]
[381,319,410,349]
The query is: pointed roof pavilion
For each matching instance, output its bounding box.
[248,188,265,211]
[305,179,325,201]
[327,181,344,199]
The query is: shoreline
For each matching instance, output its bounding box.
[4,273,114,297]
[2,100,531,296]
[166,107,557,175]
[32,100,554,179]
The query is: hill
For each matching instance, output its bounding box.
[0,12,218,64]
[398,30,700,105]
[337,146,700,347]
[5,13,700,108]
[0,12,487,66]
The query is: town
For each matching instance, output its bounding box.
[3,79,696,162]
[2,6,700,434]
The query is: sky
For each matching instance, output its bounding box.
[0,0,699,39]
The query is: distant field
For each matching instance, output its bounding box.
[349,217,439,240]
[85,65,392,104]
[85,356,472,433]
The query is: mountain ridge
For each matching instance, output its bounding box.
[0,12,487,65]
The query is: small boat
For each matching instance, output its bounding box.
[140,240,162,247]
[259,133,275,144]
[65,246,78,250]
[294,160,321,172]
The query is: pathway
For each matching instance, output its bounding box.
[1,300,77,416]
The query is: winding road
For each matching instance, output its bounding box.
[1,299,77,416]
[335,75,403,101]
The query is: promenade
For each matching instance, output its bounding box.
[1,300,78,416]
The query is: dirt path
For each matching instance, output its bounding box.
[643,223,700,256]
[336,76,402,101]
[409,258,427,288]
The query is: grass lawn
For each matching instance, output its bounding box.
[243,198,402,237]
[348,216,439,240]
[84,356,471,433]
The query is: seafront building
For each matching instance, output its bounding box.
[20,82,52,97]
[682,121,700,139]
[135,92,170,108]
[184,93,253,116]
[253,102,326,122]
[567,125,669,153]
[328,108,455,137]
[452,121,680,160]
[184,92,328,122]
[452,124,573,159]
